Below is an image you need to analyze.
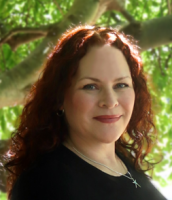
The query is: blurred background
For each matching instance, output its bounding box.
[0,0,172,199]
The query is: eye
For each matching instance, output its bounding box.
[114,83,129,89]
[83,84,98,90]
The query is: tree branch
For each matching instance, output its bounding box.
[0,23,60,50]
[106,0,136,22]
[110,12,122,23]
[106,0,125,11]
[7,33,45,51]
[1,0,172,108]
[120,8,136,22]
[120,15,172,51]
[167,0,171,15]
[0,0,107,108]
[0,27,48,47]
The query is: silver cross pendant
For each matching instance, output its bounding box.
[132,179,141,188]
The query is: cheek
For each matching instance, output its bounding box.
[120,90,135,112]
[64,90,94,115]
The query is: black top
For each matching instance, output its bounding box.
[11,144,167,200]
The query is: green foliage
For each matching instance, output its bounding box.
[126,0,168,20]
[0,106,23,139]
[0,0,73,71]
[96,11,127,27]
[124,0,172,187]
[0,191,7,200]
[141,45,172,186]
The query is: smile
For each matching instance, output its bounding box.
[93,115,121,124]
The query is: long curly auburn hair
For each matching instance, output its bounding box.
[5,25,157,198]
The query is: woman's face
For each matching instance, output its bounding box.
[62,45,135,145]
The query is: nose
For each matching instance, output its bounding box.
[98,89,119,109]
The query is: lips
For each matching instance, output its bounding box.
[93,115,121,124]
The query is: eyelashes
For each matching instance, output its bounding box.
[83,84,97,90]
[82,83,129,90]
[115,83,129,88]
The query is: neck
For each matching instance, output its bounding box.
[63,135,127,175]
[63,135,141,188]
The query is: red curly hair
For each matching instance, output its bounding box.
[5,25,156,198]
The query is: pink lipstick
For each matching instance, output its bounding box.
[93,115,121,124]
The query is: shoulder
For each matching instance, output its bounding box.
[23,144,64,178]
[11,145,65,200]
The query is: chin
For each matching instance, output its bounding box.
[97,135,121,144]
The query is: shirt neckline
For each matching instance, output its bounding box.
[59,143,130,179]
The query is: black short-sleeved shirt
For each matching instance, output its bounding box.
[11,144,167,200]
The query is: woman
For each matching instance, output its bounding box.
[5,25,166,200]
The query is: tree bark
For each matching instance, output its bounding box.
[1,1,172,108]
[0,0,106,108]
[121,15,172,51]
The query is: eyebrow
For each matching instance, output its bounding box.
[78,76,131,82]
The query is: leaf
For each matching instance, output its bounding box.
[0,192,7,200]
[0,0,7,11]
[168,172,172,181]
[2,43,12,61]
[0,115,6,133]
[168,129,172,139]
[159,177,168,187]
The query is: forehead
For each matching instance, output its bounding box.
[75,45,131,81]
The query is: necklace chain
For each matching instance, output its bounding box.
[72,146,141,188]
